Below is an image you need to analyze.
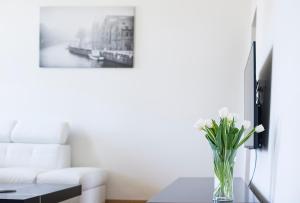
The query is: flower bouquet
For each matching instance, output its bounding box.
[194,107,264,202]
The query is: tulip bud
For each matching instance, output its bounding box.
[194,119,206,131]
[255,124,265,133]
[242,120,251,129]
[227,113,233,121]
[219,107,229,118]
[205,119,213,128]
[228,113,239,121]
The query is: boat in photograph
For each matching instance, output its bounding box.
[68,45,90,57]
[88,50,104,61]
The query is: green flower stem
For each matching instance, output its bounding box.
[213,149,236,201]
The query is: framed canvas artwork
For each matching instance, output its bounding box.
[40,7,135,68]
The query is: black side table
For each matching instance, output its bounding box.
[148,177,259,203]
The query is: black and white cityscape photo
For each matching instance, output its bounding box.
[40,7,135,68]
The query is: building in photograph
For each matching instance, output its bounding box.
[99,16,134,51]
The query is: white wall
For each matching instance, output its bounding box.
[0,0,251,200]
[247,0,300,202]
[245,0,276,199]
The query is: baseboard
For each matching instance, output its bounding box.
[106,199,147,203]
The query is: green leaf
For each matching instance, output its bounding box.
[232,126,245,148]
[212,120,219,134]
[206,134,217,150]
[216,122,222,151]
[236,129,255,148]
[227,119,235,149]
[221,119,227,149]
[205,127,216,142]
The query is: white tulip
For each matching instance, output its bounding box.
[219,107,229,118]
[205,119,213,128]
[194,119,206,131]
[232,113,239,120]
[227,113,234,121]
[255,124,265,133]
[227,113,239,121]
[242,120,251,129]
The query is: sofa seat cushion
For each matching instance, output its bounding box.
[37,167,107,191]
[0,168,46,183]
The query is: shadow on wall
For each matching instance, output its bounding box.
[66,128,160,199]
[66,128,103,167]
[107,171,159,200]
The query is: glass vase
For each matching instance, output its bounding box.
[213,149,236,202]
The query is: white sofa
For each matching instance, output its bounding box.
[0,120,107,203]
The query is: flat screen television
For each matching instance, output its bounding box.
[256,50,272,148]
[244,42,262,149]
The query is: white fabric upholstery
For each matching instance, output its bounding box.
[37,167,107,191]
[11,121,69,144]
[61,186,106,203]
[81,185,106,203]
[0,168,46,183]
[0,120,16,142]
[0,143,70,169]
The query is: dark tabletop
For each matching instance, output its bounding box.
[148,178,259,203]
[0,184,81,203]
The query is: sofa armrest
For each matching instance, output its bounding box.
[37,167,107,191]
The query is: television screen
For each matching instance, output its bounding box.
[257,51,272,148]
[244,42,261,149]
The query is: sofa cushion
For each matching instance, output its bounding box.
[0,120,17,142]
[11,121,69,144]
[37,167,107,191]
[0,168,46,183]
